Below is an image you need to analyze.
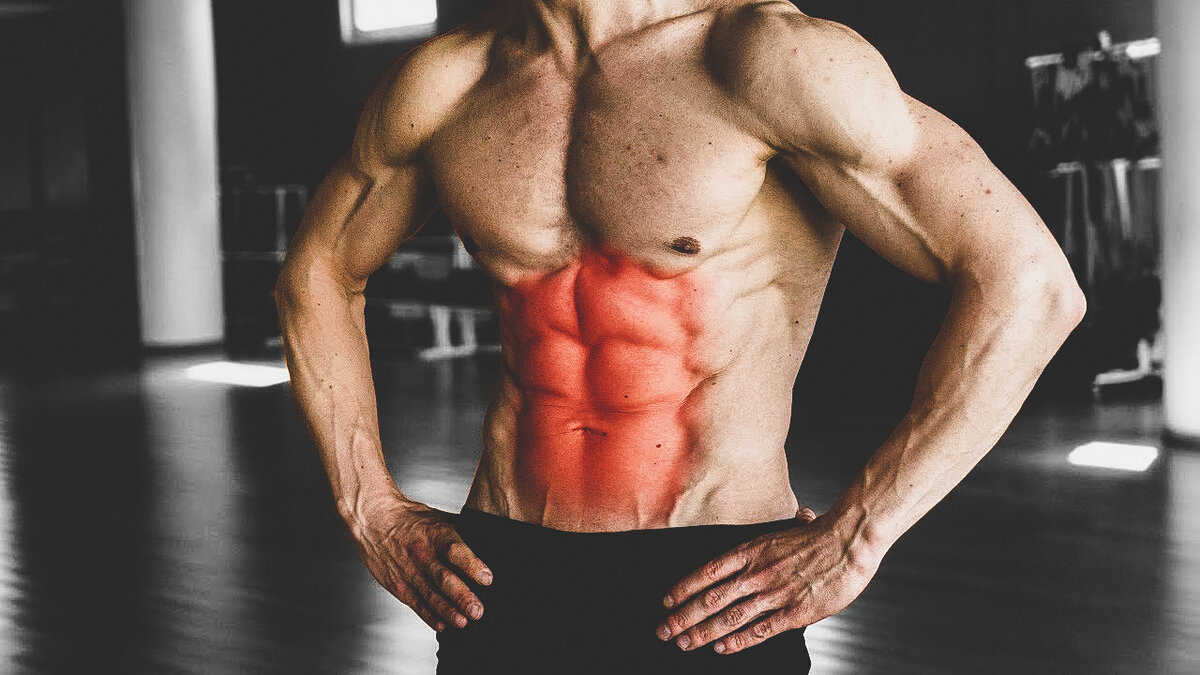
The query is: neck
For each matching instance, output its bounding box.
[515,0,710,66]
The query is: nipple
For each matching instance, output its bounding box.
[668,236,701,255]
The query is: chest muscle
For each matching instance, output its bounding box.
[426,45,767,282]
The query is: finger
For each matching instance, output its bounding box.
[715,610,791,655]
[663,546,752,610]
[392,581,447,632]
[409,566,469,628]
[796,507,817,523]
[441,535,493,586]
[676,595,776,650]
[658,575,751,642]
[428,559,484,620]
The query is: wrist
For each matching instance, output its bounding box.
[335,483,411,529]
[824,499,891,571]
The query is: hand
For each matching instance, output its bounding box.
[656,507,880,654]
[344,491,493,632]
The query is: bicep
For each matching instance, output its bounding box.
[283,152,437,293]
[281,59,439,293]
[783,97,1055,287]
[734,12,1059,288]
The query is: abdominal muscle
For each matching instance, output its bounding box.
[463,245,799,531]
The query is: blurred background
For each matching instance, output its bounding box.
[0,0,1197,673]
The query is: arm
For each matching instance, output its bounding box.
[751,10,1087,568]
[275,38,491,632]
[660,7,1085,654]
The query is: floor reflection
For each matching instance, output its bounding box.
[1167,449,1200,671]
[8,367,162,673]
[141,364,250,672]
[0,349,1194,673]
[0,382,17,672]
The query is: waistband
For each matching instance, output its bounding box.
[455,507,799,544]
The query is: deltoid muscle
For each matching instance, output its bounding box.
[496,246,716,526]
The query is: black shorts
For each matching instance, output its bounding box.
[435,508,811,674]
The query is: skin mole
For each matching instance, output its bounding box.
[668,236,702,255]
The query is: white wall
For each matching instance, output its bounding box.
[125,0,224,346]
[1158,0,1200,439]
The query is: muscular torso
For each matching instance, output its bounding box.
[422,10,843,531]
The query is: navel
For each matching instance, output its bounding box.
[668,236,701,255]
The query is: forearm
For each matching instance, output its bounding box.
[826,264,1085,560]
[276,263,404,525]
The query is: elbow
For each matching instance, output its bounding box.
[1048,272,1087,331]
[959,249,1087,337]
[273,255,359,313]
[1014,256,1087,336]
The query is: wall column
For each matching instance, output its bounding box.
[1157,0,1200,439]
[124,0,223,346]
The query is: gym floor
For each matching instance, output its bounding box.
[0,349,1195,674]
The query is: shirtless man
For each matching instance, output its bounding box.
[274,1,1086,672]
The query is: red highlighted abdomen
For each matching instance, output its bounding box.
[496,247,717,527]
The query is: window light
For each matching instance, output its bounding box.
[340,0,438,44]
[1068,441,1159,472]
[184,361,290,388]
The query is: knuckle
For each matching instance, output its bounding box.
[425,563,443,584]
[408,573,430,594]
[416,584,438,605]
[428,590,452,613]
[752,620,772,638]
[429,529,449,547]
[704,560,723,581]
[703,588,723,609]
[722,604,745,627]
[728,632,745,650]
[751,567,778,586]
[764,587,792,608]
[764,558,791,577]
[405,578,428,601]
[412,602,432,620]
[784,602,809,625]
[668,615,688,634]
[742,570,768,591]
[408,544,433,565]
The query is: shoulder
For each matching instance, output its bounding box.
[351,24,495,168]
[710,1,864,59]
[707,2,914,163]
